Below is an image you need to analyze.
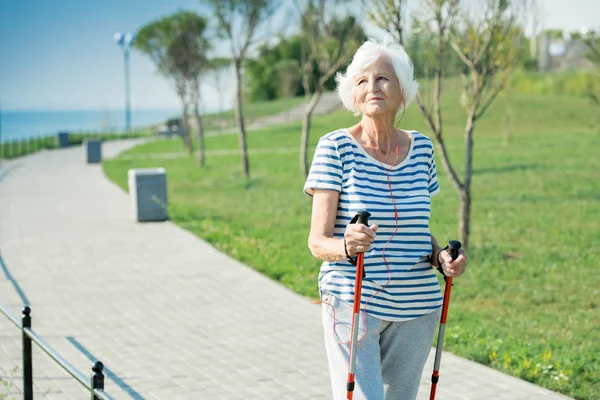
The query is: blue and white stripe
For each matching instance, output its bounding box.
[304,128,442,321]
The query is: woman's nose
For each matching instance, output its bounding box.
[366,77,377,93]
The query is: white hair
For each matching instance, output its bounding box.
[336,37,419,115]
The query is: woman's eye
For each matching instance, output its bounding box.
[377,76,387,81]
[358,79,366,84]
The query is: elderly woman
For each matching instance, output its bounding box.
[304,38,468,400]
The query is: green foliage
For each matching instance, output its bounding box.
[582,30,600,105]
[206,0,279,59]
[509,70,600,98]
[366,0,406,44]
[134,11,211,81]
[244,12,367,102]
[583,31,600,65]
[544,28,564,40]
[0,131,152,160]
[245,36,304,101]
[0,360,17,400]
[451,1,525,78]
[406,15,464,78]
[104,91,599,399]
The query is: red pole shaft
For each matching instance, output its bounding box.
[429,277,453,400]
[439,277,453,324]
[346,253,365,400]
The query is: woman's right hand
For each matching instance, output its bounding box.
[344,224,378,257]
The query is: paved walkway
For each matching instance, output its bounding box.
[0,142,573,399]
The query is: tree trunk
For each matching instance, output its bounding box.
[234,60,250,178]
[460,109,476,248]
[191,79,205,168]
[300,89,323,177]
[179,93,191,155]
[459,188,471,249]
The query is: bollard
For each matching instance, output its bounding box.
[22,306,33,400]
[128,168,168,222]
[91,361,105,400]
[58,132,70,148]
[84,140,102,163]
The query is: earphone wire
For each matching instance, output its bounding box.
[317,96,407,346]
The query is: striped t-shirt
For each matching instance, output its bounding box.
[304,128,442,321]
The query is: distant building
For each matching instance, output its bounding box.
[537,32,594,71]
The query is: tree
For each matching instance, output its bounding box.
[203,57,233,130]
[274,59,303,98]
[582,30,600,106]
[366,0,407,45]
[527,0,542,64]
[296,0,366,177]
[134,11,209,155]
[414,0,525,248]
[206,0,280,178]
[449,0,525,247]
[245,36,303,101]
[244,33,345,101]
[181,17,212,167]
[544,28,563,40]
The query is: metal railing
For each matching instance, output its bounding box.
[0,302,117,400]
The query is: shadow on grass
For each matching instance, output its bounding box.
[473,164,542,175]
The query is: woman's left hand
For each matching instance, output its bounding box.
[439,249,468,278]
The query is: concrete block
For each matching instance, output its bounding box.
[58,132,70,148]
[128,168,168,222]
[84,140,102,163]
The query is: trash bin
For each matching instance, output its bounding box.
[84,140,102,163]
[58,132,70,148]
[128,168,168,222]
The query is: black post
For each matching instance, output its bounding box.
[22,306,33,400]
[91,361,105,400]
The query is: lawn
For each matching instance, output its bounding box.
[201,94,306,130]
[104,91,599,399]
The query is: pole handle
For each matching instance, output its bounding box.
[350,210,370,227]
[349,211,370,277]
[448,240,461,261]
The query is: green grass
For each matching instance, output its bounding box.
[201,95,306,130]
[104,91,599,400]
[509,69,600,98]
[0,131,152,160]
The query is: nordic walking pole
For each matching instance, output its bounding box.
[346,210,371,400]
[430,240,462,400]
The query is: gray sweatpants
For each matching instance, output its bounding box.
[321,293,441,400]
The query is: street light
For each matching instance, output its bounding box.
[114,32,133,132]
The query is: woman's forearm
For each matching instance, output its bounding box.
[308,235,346,263]
[430,235,444,268]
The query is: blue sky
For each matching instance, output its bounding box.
[1,0,599,112]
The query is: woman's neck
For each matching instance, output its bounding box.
[359,115,397,155]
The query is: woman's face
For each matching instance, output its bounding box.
[353,56,402,117]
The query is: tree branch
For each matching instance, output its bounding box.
[450,41,476,70]
[415,93,436,134]
[475,68,512,120]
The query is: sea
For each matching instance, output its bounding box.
[0,109,186,142]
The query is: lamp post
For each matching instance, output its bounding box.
[114,32,133,132]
